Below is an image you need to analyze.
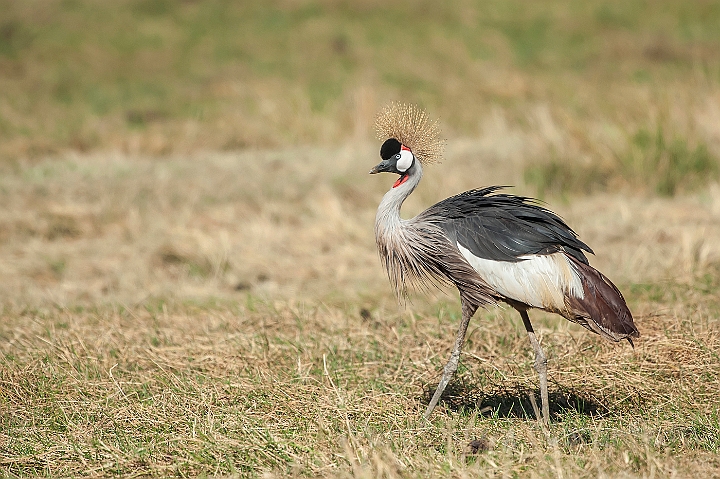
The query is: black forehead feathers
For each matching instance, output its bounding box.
[380,138,401,160]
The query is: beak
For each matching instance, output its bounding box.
[369,160,391,174]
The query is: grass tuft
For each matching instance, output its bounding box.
[524,128,719,197]
[624,128,719,196]
[524,158,613,197]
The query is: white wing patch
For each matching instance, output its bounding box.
[457,244,584,311]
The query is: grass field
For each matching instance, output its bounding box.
[2,0,720,196]
[2,148,720,477]
[2,0,720,477]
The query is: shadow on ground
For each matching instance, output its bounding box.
[423,380,609,421]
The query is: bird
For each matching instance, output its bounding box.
[369,103,639,423]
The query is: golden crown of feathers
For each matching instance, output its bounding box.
[374,103,444,165]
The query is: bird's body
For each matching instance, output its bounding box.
[371,104,639,422]
[377,180,637,342]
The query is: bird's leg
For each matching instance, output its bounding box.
[519,309,549,424]
[424,300,478,419]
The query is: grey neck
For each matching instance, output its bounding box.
[375,161,423,230]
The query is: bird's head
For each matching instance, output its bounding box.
[369,138,416,188]
[370,103,444,187]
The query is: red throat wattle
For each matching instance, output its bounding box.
[393,174,409,188]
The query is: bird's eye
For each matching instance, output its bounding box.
[395,154,402,159]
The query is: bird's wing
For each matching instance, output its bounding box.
[422,187,592,264]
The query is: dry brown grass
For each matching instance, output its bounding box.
[1,139,720,476]
[2,2,720,475]
[2,140,719,306]
[2,287,720,476]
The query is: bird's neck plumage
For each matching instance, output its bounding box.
[375,162,423,232]
[374,162,424,298]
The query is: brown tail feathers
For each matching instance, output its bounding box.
[565,256,639,345]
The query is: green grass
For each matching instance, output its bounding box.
[1,0,720,196]
[626,128,718,196]
[525,128,719,196]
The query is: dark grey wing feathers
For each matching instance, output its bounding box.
[422,186,592,264]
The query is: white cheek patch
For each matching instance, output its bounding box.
[396,149,414,172]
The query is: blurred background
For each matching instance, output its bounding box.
[4,3,720,475]
[1,0,720,305]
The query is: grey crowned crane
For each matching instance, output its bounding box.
[370,103,639,423]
